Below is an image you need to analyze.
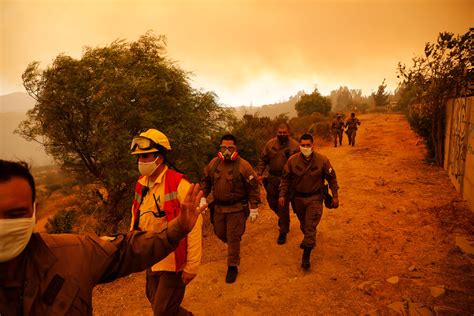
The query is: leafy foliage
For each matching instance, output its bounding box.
[398,30,472,164]
[295,89,332,116]
[45,210,77,234]
[372,79,390,107]
[329,86,372,112]
[226,114,289,166]
[19,32,230,233]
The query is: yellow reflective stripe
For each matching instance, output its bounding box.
[134,192,142,203]
[164,191,178,202]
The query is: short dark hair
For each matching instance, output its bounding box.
[277,122,290,130]
[220,134,237,145]
[0,160,36,203]
[300,133,313,143]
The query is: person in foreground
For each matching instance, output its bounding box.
[279,134,339,270]
[129,129,203,315]
[201,134,261,284]
[0,159,206,316]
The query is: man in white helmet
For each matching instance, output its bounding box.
[130,128,203,316]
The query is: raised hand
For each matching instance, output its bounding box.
[177,183,207,233]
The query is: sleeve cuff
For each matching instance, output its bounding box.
[166,219,187,248]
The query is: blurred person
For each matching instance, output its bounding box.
[279,134,339,270]
[331,114,345,147]
[346,112,361,146]
[129,129,203,316]
[201,134,260,283]
[256,122,299,245]
[0,159,205,315]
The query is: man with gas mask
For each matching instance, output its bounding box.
[256,122,299,245]
[201,134,260,283]
[0,159,206,315]
[129,128,203,316]
[279,134,339,270]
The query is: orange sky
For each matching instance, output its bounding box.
[1,0,472,106]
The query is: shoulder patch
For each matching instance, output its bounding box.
[100,235,118,242]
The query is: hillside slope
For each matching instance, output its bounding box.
[93,113,473,315]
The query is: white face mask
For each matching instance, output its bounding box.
[0,204,36,263]
[138,155,161,176]
[300,146,313,157]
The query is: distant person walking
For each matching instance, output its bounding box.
[201,134,260,283]
[256,122,299,245]
[346,112,361,146]
[331,115,346,147]
[279,134,339,270]
[129,129,203,316]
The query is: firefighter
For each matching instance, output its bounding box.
[130,129,203,315]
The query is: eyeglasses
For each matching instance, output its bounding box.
[130,136,157,151]
[220,145,236,151]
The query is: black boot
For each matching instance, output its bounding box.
[277,232,287,245]
[226,266,238,283]
[301,248,312,270]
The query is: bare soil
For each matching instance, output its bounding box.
[92,113,473,315]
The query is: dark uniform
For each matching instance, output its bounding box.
[279,152,338,249]
[256,136,299,235]
[0,222,186,315]
[201,157,260,266]
[331,118,345,147]
[346,116,361,146]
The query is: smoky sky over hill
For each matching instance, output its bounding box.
[1,0,472,106]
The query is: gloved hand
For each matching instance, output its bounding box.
[249,208,259,222]
[199,197,207,214]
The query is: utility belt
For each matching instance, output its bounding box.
[293,189,321,198]
[214,199,248,206]
[268,170,282,177]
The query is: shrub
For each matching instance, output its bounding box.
[45,209,77,234]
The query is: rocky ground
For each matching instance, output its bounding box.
[88,113,474,315]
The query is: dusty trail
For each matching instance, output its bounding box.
[93,113,473,315]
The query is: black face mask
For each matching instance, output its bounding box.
[277,135,289,143]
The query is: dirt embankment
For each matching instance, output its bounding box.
[93,113,474,315]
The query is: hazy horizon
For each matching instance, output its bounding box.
[1,0,472,107]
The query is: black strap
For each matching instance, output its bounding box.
[42,274,65,305]
[133,186,149,230]
[294,190,321,198]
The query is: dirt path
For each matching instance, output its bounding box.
[93,113,474,315]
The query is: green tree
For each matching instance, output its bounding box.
[19,32,230,233]
[392,82,417,113]
[372,79,390,107]
[398,30,471,165]
[295,89,331,117]
[228,113,290,166]
[335,86,352,111]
